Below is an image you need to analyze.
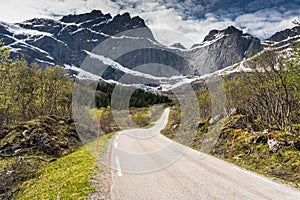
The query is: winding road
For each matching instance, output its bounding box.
[109,108,300,200]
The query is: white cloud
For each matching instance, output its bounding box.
[0,0,119,22]
[115,0,300,47]
[235,9,299,38]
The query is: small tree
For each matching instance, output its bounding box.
[0,44,11,126]
[224,44,300,132]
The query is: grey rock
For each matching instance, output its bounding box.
[262,129,270,134]
[267,139,285,152]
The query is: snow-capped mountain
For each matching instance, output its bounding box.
[0,10,299,91]
[1,10,152,67]
[188,26,262,75]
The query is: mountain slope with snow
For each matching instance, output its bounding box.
[0,10,298,91]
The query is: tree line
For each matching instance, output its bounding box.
[0,45,73,126]
[95,82,171,109]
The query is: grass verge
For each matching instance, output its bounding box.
[17,133,113,200]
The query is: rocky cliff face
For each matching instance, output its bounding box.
[189,26,262,75]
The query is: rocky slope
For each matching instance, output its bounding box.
[0,116,82,158]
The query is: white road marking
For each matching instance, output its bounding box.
[233,166,280,187]
[116,135,119,140]
[114,141,118,148]
[115,156,123,176]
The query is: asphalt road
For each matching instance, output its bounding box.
[109,108,300,200]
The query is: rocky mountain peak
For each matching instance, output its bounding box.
[17,18,63,34]
[22,18,57,25]
[223,26,242,35]
[170,43,186,49]
[111,12,146,29]
[190,25,262,74]
[60,9,111,23]
[0,9,155,70]
[113,12,131,20]
[203,26,243,42]
[267,26,300,42]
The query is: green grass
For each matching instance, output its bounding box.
[17,134,113,200]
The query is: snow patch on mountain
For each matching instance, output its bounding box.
[84,50,187,82]
[1,21,52,37]
[64,64,104,81]
[192,33,225,49]
[35,58,55,66]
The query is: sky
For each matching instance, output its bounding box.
[0,0,299,48]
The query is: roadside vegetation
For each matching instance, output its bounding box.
[0,47,73,127]
[0,105,164,199]
[0,42,170,199]
[162,41,300,187]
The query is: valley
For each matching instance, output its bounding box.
[0,7,300,200]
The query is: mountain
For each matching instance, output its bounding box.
[267,26,300,42]
[1,10,297,91]
[188,26,262,75]
[170,43,186,49]
[262,26,300,50]
[1,10,152,68]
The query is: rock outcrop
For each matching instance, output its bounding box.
[0,116,83,158]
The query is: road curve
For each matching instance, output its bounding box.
[109,108,300,200]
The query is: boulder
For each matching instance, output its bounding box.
[267,139,285,152]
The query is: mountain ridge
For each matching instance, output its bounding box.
[0,10,299,91]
